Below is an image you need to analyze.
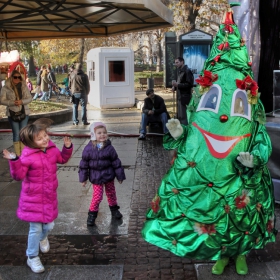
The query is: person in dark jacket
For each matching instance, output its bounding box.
[138,88,170,140]
[69,63,90,125]
[79,122,126,226]
[172,57,194,125]
[47,67,56,100]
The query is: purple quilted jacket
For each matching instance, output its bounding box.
[79,140,126,185]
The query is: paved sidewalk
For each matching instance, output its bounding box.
[0,91,280,280]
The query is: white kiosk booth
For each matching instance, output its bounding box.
[86,47,134,109]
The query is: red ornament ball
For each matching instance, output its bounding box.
[220,115,228,123]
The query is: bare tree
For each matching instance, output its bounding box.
[79,38,85,65]
[145,31,154,66]
[153,29,165,72]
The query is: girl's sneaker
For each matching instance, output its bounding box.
[39,237,50,253]
[27,256,45,273]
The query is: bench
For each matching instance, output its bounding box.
[138,77,164,90]
[139,78,147,90]
[154,77,164,88]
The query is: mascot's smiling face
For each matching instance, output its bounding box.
[191,74,256,159]
[192,84,251,159]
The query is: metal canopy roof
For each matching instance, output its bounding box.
[0,0,173,41]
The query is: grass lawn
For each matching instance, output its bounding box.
[164,98,176,118]
[0,100,68,118]
[29,100,69,114]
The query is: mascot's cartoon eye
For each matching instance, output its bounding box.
[197,84,222,113]
[230,89,251,120]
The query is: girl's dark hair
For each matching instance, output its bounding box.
[19,118,53,148]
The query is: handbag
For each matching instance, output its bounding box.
[9,84,27,122]
[9,105,26,122]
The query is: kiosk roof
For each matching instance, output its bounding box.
[0,0,173,41]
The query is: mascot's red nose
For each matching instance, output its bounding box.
[220,115,228,123]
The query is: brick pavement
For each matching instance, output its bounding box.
[112,137,198,280]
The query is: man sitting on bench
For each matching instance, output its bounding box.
[139,88,170,140]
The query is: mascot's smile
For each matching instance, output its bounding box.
[192,122,251,159]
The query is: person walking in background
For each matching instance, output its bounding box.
[40,68,52,101]
[47,66,56,100]
[26,77,33,93]
[63,64,67,74]
[36,65,45,87]
[33,65,45,100]
[69,63,90,126]
[0,70,32,156]
[138,88,170,140]
[69,64,75,74]
[2,118,73,274]
[79,122,125,226]
[172,57,194,125]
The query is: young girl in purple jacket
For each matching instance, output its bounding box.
[3,118,73,274]
[79,122,126,226]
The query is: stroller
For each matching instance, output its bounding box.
[60,86,71,98]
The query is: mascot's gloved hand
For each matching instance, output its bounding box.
[166,119,183,140]
[237,152,254,168]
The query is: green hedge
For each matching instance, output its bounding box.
[30,72,164,90]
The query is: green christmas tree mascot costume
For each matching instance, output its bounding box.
[141,3,277,276]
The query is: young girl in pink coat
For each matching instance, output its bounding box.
[3,118,73,274]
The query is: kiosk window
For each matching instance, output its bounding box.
[89,62,95,81]
[109,61,125,82]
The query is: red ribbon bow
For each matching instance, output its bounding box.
[213,55,221,62]
[218,42,230,51]
[224,24,234,33]
[195,70,218,87]
[236,75,258,96]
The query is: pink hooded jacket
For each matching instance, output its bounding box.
[8,140,73,223]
